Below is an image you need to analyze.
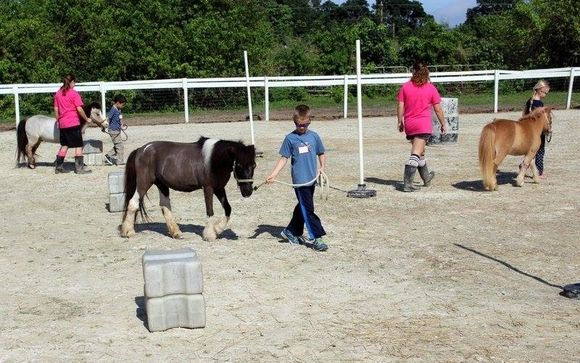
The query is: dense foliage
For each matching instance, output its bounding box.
[0,0,577,85]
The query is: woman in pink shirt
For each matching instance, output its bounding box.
[396,62,447,192]
[53,74,92,174]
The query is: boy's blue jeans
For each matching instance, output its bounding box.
[287,184,326,240]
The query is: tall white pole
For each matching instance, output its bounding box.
[347,40,375,198]
[244,50,256,145]
[356,40,364,185]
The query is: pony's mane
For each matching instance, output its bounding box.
[198,137,255,165]
[519,106,546,122]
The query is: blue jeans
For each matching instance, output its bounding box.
[287,184,326,240]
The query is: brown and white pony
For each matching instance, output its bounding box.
[120,137,256,240]
[478,107,553,191]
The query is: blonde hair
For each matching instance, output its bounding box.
[532,79,550,96]
[293,104,311,123]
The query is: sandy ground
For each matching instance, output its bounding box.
[0,110,578,362]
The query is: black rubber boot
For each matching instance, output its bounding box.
[403,164,418,192]
[418,164,435,187]
[54,156,68,174]
[74,156,92,174]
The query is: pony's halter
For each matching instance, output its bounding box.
[90,112,108,132]
[233,162,254,184]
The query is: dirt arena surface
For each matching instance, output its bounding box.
[0,110,578,362]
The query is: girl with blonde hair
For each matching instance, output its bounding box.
[522,79,550,178]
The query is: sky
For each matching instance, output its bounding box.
[331,0,478,27]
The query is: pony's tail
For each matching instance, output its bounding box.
[478,123,496,190]
[122,149,150,223]
[16,118,28,166]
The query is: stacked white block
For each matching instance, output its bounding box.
[142,248,206,332]
[82,139,104,166]
[108,171,125,213]
[429,97,459,144]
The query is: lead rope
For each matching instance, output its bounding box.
[103,124,129,142]
[252,171,330,201]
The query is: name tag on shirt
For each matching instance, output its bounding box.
[298,146,309,154]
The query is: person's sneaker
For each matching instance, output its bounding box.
[280,228,301,245]
[312,237,328,252]
[104,154,115,166]
[297,235,310,244]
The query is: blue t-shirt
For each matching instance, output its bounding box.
[107,105,123,131]
[279,129,325,186]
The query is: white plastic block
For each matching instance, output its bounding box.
[430,97,459,144]
[109,193,125,213]
[84,153,104,166]
[83,139,104,154]
[146,294,206,332]
[143,248,203,298]
[108,171,125,194]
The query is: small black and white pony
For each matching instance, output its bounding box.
[16,102,108,169]
[120,137,257,240]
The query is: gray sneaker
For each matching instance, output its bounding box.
[280,228,301,245]
[104,154,115,166]
[312,237,328,252]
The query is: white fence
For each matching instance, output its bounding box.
[0,67,578,126]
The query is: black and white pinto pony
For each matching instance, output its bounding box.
[16,102,108,168]
[120,137,257,240]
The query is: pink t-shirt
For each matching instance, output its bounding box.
[396,81,441,136]
[54,88,84,128]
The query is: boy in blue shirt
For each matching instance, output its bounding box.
[104,94,127,165]
[266,104,328,252]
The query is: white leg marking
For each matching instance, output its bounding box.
[203,217,217,241]
[120,192,140,237]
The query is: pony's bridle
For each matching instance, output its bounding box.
[90,113,108,132]
[544,112,553,143]
[233,162,254,185]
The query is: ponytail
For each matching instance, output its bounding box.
[61,73,76,96]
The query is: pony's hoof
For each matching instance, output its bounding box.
[120,227,135,238]
[121,232,135,238]
[169,231,183,239]
[27,164,35,169]
[214,216,229,235]
[202,227,217,242]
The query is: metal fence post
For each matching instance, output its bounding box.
[494,69,500,113]
[566,67,575,110]
[183,78,189,123]
[343,74,348,119]
[100,82,106,116]
[14,86,20,127]
[264,77,269,121]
